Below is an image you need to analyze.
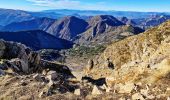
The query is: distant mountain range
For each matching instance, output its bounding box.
[0,30,73,50]
[75,15,144,45]
[0,8,35,26]
[43,9,170,19]
[0,8,170,26]
[0,8,170,49]
[0,15,144,45]
[134,15,170,29]
[1,17,55,32]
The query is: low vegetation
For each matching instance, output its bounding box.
[67,45,106,58]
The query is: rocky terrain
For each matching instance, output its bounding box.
[85,20,170,99]
[0,19,169,100]
[0,7,170,100]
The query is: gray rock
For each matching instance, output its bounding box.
[0,69,5,76]
[92,85,103,95]
[46,71,57,81]
[33,74,43,81]
[87,59,94,71]
[0,40,6,58]
[39,91,46,98]
[10,58,28,73]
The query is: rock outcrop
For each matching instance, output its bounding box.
[0,40,79,99]
[0,40,40,74]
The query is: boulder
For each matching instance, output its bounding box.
[9,58,28,73]
[87,59,94,71]
[0,69,5,76]
[39,91,46,98]
[132,93,145,100]
[106,76,115,88]
[47,80,54,87]
[39,60,74,78]
[100,84,111,92]
[74,89,81,95]
[92,85,103,95]
[46,71,57,81]
[117,82,135,94]
[33,74,43,82]
[28,51,41,73]
[84,59,94,75]
[140,89,155,99]
[20,80,27,86]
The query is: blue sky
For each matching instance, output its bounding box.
[0,0,170,12]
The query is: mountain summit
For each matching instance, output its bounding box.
[46,16,89,41]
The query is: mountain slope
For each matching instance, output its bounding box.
[75,15,144,45]
[1,17,55,32]
[88,15,125,27]
[142,15,170,28]
[46,16,89,41]
[0,8,35,26]
[43,9,170,19]
[89,20,170,85]
[0,30,73,50]
[117,17,136,26]
[133,15,170,29]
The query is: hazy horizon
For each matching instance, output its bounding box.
[0,7,170,13]
[0,0,170,12]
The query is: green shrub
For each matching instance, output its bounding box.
[68,45,106,57]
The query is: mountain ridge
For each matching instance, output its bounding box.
[0,30,73,50]
[1,17,55,32]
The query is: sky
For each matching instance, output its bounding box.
[0,0,170,12]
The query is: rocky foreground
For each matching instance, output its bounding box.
[0,21,170,100]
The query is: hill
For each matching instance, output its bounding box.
[1,17,55,32]
[0,30,73,50]
[0,8,35,26]
[46,16,89,41]
[87,20,170,86]
[75,15,144,45]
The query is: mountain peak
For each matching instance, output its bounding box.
[46,16,89,40]
[89,15,125,27]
